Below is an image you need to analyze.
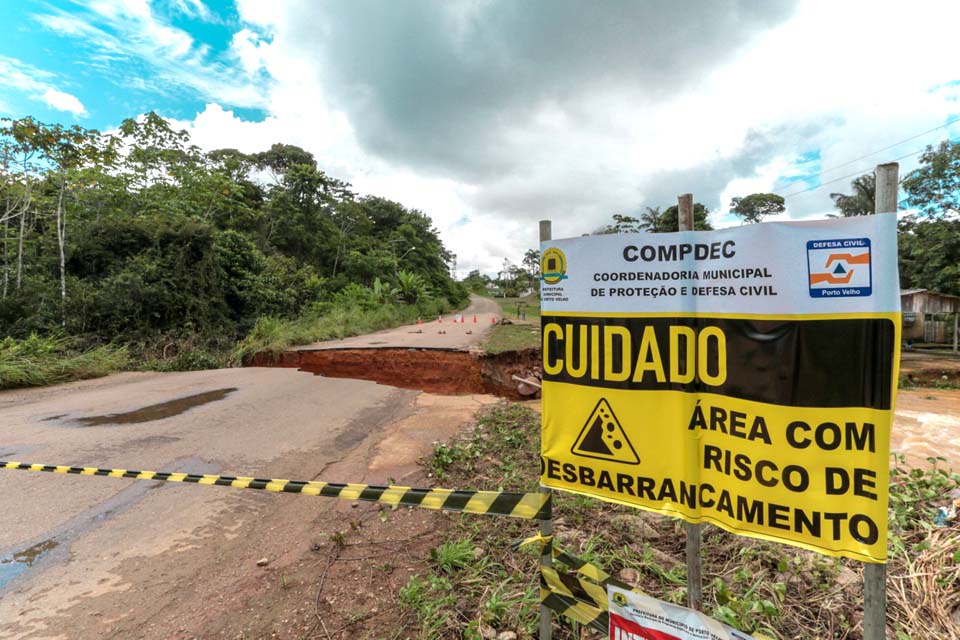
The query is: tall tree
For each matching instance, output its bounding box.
[902,139,960,217]
[829,174,875,217]
[637,206,662,232]
[522,249,540,292]
[660,202,714,231]
[729,193,785,224]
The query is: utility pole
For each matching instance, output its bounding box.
[864,162,897,640]
[678,192,702,612]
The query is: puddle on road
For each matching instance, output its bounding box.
[0,539,59,590]
[75,388,237,426]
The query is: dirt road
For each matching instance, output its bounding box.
[294,294,501,351]
[0,368,497,639]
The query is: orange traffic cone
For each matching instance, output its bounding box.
[473,315,477,323]
[491,316,497,324]
[417,317,422,325]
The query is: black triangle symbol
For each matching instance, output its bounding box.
[833,263,846,274]
[571,398,639,465]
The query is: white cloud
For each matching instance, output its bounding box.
[0,56,87,117]
[171,0,213,22]
[88,1,960,276]
[230,28,267,76]
[41,88,87,116]
[34,2,270,109]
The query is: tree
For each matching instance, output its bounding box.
[898,216,960,295]
[637,206,662,232]
[461,269,489,294]
[729,193,785,224]
[659,203,714,231]
[902,139,960,217]
[829,174,875,217]
[522,249,540,292]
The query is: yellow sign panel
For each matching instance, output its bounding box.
[539,216,901,563]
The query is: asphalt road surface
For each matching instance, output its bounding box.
[0,365,497,638]
[294,294,502,351]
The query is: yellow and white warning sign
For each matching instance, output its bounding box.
[539,215,900,563]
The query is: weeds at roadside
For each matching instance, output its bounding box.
[233,298,451,364]
[398,402,960,640]
[0,334,128,389]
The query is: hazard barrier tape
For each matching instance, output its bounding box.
[0,461,550,520]
[518,534,774,639]
[515,534,640,633]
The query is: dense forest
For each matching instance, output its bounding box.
[0,113,467,382]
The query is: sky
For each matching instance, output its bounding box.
[2,0,959,276]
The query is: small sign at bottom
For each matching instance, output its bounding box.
[608,586,760,640]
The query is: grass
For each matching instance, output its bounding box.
[492,294,541,321]
[400,402,960,640]
[233,299,448,364]
[483,323,541,354]
[0,334,129,390]
[481,294,542,354]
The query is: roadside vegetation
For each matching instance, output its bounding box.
[481,294,541,355]
[0,334,128,389]
[402,403,960,639]
[0,115,466,387]
[234,291,451,363]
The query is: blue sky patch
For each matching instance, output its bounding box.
[0,0,268,129]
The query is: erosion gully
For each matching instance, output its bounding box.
[247,347,541,399]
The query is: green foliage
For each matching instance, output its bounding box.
[829,173,876,217]
[888,453,960,538]
[600,203,713,233]
[398,574,458,639]
[461,269,489,294]
[898,216,960,296]
[902,139,960,217]
[142,349,226,372]
[1,113,466,383]
[729,193,785,224]
[0,334,128,389]
[396,269,428,303]
[232,295,448,363]
[430,540,475,574]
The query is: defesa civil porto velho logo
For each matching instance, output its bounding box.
[806,238,872,298]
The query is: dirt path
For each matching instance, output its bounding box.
[0,369,498,639]
[294,295,501,351]
[892,387,960,469]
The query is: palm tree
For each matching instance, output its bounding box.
[829,174,875,217]
[637,206,662,232]
[396,270,428,303]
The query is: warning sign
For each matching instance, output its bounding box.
[540,215,900,562]
[608,585,760,640]
[571,398,639,464]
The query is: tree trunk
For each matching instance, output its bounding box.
[16,205,25,291]
[56,182,67,327]
[2,210,8,299]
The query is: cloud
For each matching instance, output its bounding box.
[33,2,269,110]
[171,0,213,22]
[0,56,87,117]
[41,88,87,116]
[265,0,798,181]
[71,0,960,277]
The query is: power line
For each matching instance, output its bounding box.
[780,136,960,200]
[775,115,960,198]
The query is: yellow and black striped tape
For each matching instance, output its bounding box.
[516,533,641,633]
[0,461,550,520]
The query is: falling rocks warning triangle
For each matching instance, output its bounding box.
[571,398,640,465]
